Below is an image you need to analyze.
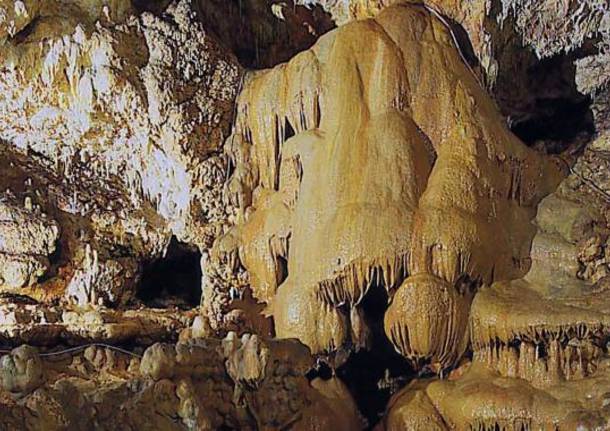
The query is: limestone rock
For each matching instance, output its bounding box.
[215,1,562,369]
[383,361,610,430]
[0,345,43,394]
[0,0,242,259]
[0,299,194,346]
[471,279,610,383]
[0,337,361,430]
[65,245,138,307]
[0,0,244,307]
[0,195,59,289]
[140,343,177,380]
[0,0,609,429]
[223,333,269,388]
[383,380,447,431]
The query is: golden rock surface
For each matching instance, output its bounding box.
[217,2,563,369]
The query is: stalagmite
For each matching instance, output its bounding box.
[469,279,610,385]
[384,360,610,430]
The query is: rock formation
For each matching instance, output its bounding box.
[0,334,362,430]
[0,0,609,429]
[216,2,563,371]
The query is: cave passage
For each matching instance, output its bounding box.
[339,286,414,428]
[137,237,202,309]
[196,0,335,69]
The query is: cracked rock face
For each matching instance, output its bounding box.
[1,0,610,429]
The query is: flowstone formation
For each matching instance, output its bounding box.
[2,0,610,429]
[216,2,563,370]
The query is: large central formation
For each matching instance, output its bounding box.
[215,2,563,370]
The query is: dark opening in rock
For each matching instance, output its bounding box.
[483,4,596,153]
[284,118,296,141]
[195,0,335,69]
[511,96,594,149]
[506,53,595,151]
[137,237,202,309]
[337,339,413,429]
[275,255,288,286]
[334,286,414,429]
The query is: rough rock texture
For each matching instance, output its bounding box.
[0,345,43,394]
[0,0,240,234]
[0,143,170,305]
[0,0,242,306]
[0,196,59,289]
[306,0,608,151]
[0,335,363,430]
[0,299,194,346]
[383,359,610,430]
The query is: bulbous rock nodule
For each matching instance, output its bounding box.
[384,273,472,371]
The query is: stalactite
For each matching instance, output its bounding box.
[0,0,241,243]
[215,2,563,369]
[470,279,610,385]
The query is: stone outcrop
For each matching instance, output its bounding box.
[0,335,363,430]
[0,345,43,394]
[0,197,59,289]
[0,297,194,346]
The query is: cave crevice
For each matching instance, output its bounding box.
[137,236,202,309]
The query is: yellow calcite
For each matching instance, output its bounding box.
[216,0,564,368]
